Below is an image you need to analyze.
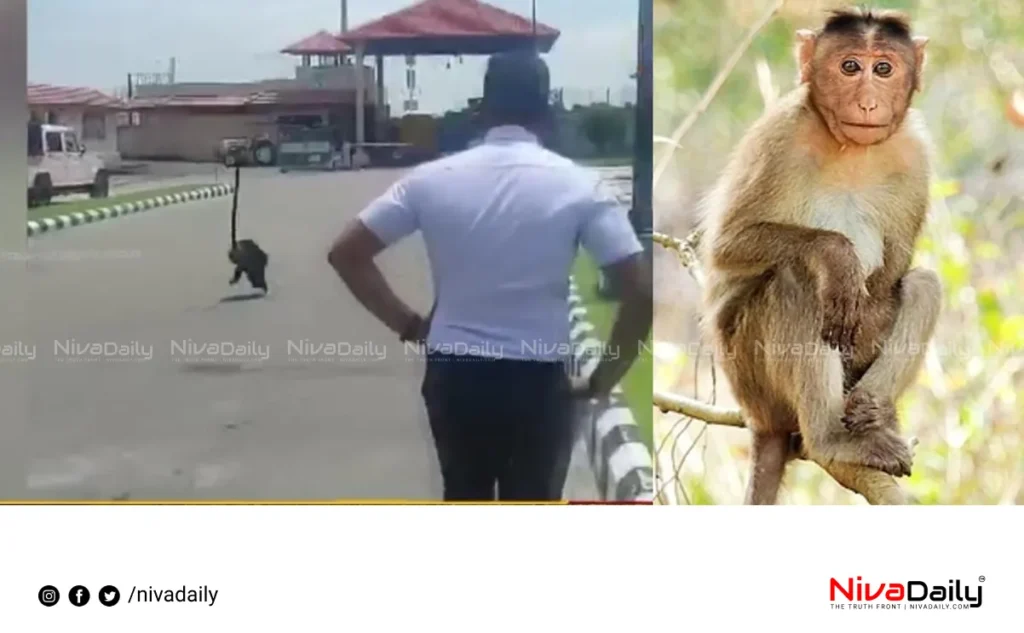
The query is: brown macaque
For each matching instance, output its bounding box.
[700,8,942,504]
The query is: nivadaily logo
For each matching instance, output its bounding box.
[830,576,984,610]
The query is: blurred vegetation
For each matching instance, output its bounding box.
[581,105,631,157]
[652,0,1024,504]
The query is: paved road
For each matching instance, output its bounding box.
[109,160,230,191]
[14,167,607,501]
[106,163,229,196]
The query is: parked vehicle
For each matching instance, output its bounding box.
[217,138,250,167]
[215,135,277,168]
[27,122,109,207]
[278,125,342,172]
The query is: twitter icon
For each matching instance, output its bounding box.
[98,585,120,607]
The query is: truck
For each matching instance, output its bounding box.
[277,125,344,172]
[28,121,110,207]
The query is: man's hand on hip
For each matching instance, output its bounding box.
[328,219,422,338]
[582,252,653,396]
[399,313,431,344]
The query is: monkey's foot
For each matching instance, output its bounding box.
[858,430,913,478]
[841,389,897,435]
[821,428,913,478]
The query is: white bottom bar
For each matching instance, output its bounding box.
[3,506,1018,630]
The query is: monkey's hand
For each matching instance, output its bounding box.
[813,235,869,354]
[229,267,242,285]
[842,389,897,435]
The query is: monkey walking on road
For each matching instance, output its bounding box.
[227,166,269,294]
[701,8,942,504]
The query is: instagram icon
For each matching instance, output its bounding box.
[38,585,60,607]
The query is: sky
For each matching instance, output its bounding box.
[28,0,638,114]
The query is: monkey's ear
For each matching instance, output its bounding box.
[912,35,929,60]
[912,35,929,92]
[795,29,817,84]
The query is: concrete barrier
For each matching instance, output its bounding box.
[567,277,654,502]
[26,184,234,238]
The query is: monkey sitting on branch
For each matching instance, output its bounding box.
[226,167,269,294]
[700,8,941,504]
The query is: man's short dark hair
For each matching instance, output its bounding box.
[481,50,551,126]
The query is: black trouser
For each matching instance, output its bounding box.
[421,353,576,501]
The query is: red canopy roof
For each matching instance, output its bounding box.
[281,29,351,55]
[295,0,559,56]
[281,0,559,57]
[28,83,123,108]
[342,0,558,40]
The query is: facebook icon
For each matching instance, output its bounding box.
[69,585,90,606]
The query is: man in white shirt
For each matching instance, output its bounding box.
[328,51,651,501]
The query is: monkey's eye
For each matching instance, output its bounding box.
[840,59,861,75]
[873,61,894,77]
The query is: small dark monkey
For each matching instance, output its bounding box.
[229,239,269,292]
[701,8,942,504]
[226,167,269,293]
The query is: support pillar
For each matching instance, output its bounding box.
[354,44,368,168]
[376,54,386,140]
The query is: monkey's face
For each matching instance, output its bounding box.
[798,20,928,147]
[812,41,920,146]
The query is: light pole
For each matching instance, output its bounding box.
[633,0,653,255]
[598,0,652,299]
[531,0,538,50]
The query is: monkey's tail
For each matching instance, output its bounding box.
[230,166,240,249]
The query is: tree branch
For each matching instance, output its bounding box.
[654,390,906,504]
[653,230,705,285]
[654,390,744,427]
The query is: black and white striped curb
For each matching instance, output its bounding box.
[567,277,654,502]
[26,184,234,237]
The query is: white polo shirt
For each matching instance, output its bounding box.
[358,125,642,362]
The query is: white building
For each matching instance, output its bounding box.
[28,83,125,168]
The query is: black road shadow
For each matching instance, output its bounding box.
[219,291,267,303]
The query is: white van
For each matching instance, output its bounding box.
[28,122,109,207]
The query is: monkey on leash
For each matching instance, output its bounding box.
[226,166,269,294]
[701,8,941,504]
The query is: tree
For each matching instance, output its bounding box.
[581,105,627,156]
